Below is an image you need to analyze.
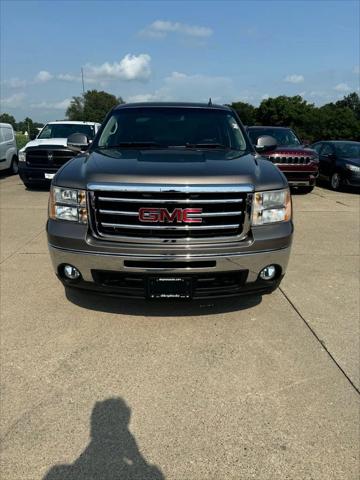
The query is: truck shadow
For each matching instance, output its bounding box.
[65,287,262,316]
[43,397,164,480]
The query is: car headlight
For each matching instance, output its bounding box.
[252,188,292,225]
[19,151,26,162]
[49,186,87,223]
[346,164,360,173]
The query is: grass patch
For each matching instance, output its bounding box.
[15,133,29,150]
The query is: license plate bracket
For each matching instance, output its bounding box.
[147,276,193,299]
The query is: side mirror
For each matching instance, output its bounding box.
[30,132,37,140]
[67,133,89,153]
[255,135,277,153]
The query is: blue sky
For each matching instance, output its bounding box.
[1,0,359,122]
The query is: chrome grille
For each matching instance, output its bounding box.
[89,184,253,243]
[269,155,312,165]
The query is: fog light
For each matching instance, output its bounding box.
[63,264,80,280]
[259,265,277,281]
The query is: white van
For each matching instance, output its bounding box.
[0,123,18,174]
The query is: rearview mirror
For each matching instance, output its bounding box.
[255,135,277,153]
[30,132,37,140]
[67,133,89,153]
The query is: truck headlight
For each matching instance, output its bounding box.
[252,188,291,225]
[19,151,26,162]
[49,187,87,223]
[346,164,360,173]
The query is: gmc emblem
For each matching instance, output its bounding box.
[139,207,203,224]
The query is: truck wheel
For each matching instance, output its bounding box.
[10,156,19,175]
[330,172,342,191]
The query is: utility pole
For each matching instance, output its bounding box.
[81,67,85,95]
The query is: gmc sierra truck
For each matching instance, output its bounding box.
[47,103,293,300]
[247,126,319,193]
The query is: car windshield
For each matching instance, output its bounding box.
[248,128,301,146]
[335,142,360,158]
[96,107,248,151]
[38,123,96,139]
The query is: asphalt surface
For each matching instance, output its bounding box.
[0,174,359,480]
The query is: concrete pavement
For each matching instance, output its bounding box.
[0,174,359,479]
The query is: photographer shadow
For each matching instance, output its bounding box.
[43,397,164,480]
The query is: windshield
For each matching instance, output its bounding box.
[38,123,96,139]
[335,142,360,158]
[248,128,301,146]
[96,108,248,151]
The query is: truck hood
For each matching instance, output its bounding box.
[21,138,68,152]
[54,148,287,191]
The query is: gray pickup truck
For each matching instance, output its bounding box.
[47,102,293,300]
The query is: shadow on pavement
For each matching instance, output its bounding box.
[43,397,164,480]
[65,287,262,316]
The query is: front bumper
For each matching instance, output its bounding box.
[277,164,319,186]
[343,170,360,188]
[19,164,57,186]
[48,244,291,298]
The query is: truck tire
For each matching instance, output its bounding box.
[330,171,342,191]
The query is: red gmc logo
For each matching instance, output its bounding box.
[139,207,203,224]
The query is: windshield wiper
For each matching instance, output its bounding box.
[184,143,230,150]
[98,141,164,149]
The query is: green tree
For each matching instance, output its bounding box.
[66,95,84,121]
[335,92,360,120]
[66,90,124,123]
[316,103,360,141]
[256,95,317,142]
[17,117,39,137]
[229,101,257,125]
[0,113,16,129]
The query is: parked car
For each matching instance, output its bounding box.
[310,140,360,190]
[47,102,293,300]
[18,121,101,188]
[0,123,18,174]
[247,126,319,192]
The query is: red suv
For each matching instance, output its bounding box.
[247,126,319,192]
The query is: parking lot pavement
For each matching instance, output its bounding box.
[1,174,359,480]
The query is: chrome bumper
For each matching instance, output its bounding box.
[48,244,291,283]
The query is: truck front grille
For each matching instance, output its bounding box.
[268,155,312,165]
[26,147,74,168]
[89,185,252,243]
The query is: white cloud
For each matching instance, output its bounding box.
[84,53,151,81]
[261,93,270,100]
[284,74,304,84]
[3,77,27,88]
[128,71,234,103]
[334,82,351,92]
[57,73,79,82]
[31,98,71,110]
[34,70,53,83]
[141,20,213,39]
[353,65,360,75]
[0,92,26,108]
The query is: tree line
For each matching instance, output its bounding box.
[0,113,44,137]
[2,91,359,143]
[230,92,360,143]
